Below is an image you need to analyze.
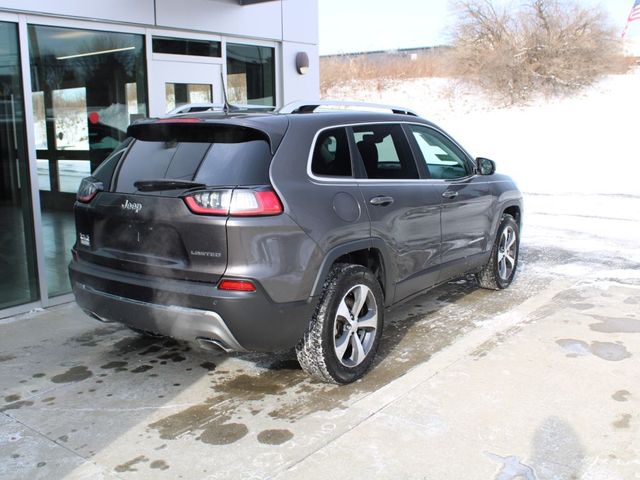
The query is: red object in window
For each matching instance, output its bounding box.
[88,111,100,124]
[218,279,256,292]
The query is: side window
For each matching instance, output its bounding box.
[311,128,352,177]
[409,125,470,179]
[352,124,418,179]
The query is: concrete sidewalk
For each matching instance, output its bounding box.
[1,194,639,479]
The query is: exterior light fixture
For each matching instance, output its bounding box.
[296,51,309,75]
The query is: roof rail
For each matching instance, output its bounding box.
[278,100,419,116]
[166,103,276,116]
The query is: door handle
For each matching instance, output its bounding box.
[369,195,394,207]
[442,190,459,199]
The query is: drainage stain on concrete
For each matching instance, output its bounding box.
[0,400,34,412]
[149,459,170,470]
[0,354,16,363]
[67,326,121,347]
[32,373,46,378]
[486,453,537,480]
[99,361,128,370]
[131,365,154,373]
[199,422,248,445]
[613,414,632,429]
[556,339,590,357]
[114,455,149,473]
[51,366,93,383]
[612,390,630,402]
[556,339,631,361]
[588,315,640,333]
[590,342,632,362]
[139,345,163,356]
[4,394,21,403]
[149,404,249,445]
[200,361,216,371]
[257,429,294,445]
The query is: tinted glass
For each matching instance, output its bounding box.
[115,136,272,193]
[409,125,469,179]
[226,43,275,106]
[0,21,39,308]
[353,124,418,179]
[28,24,147,296]
[311,128,352,177]
[152,37,221,57]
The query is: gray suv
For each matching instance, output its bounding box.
[69,101,522,384]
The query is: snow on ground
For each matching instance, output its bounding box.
[325,71,640,269]
[324,70,640,197]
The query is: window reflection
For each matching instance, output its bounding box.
[28,24,148,297]
[0,21,39,308]
[165,83,212,112]
[226,43,275,106]
[52,87,89,151]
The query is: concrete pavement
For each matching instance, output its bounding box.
[1,193,639,479]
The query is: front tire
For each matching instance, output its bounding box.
[476,214,519,290]
[296,263,384,384]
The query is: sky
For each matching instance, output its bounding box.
[318,0,640,55]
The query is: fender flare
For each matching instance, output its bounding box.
[310,238,396,306]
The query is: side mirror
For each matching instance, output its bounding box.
[477,157,496,176]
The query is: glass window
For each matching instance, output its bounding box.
[353,124,418,179]
[58,160,91,193]
[226,43,275,106]
[152,36,221,57]
[28,24,148,296]
[165,83,212,112]
[409,125,470,179]
[52,87,89,151]
[115,127,272,193]
[311,128,352,177]
[0,21,39,309]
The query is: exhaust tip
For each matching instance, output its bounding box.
[83,309,112,323]
[196,337,233,353]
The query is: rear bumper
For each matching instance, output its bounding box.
[69,259,316,352]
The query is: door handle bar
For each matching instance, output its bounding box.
[369,196,394,207]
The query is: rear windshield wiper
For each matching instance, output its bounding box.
[133,179,207,192]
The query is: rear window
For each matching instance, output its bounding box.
[114,124,272,193]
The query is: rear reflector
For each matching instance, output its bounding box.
[218,279,256,292]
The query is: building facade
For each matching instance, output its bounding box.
[0,0,319,317]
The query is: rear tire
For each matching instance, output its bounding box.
[476,214,519,290]
[296,263,384,384]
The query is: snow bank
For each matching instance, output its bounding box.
[324,70,640,197]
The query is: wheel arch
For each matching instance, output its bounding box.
[310,239,395,306]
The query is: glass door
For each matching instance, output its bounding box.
[28,24,148,297]
[0,21,39,309]
[150,60,222,117]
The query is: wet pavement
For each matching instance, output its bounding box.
[1,193,639,479]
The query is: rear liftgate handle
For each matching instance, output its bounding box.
[369,195,394,207]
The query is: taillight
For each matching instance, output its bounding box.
[184,190,231,215]
[184,188,283,216]
[218,279,256,292]
[76,177,103,203]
